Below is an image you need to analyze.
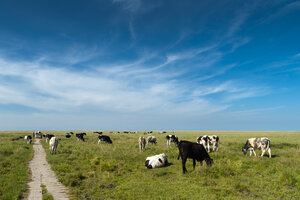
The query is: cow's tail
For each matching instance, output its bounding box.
[267,139,270,150]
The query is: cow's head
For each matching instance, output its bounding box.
[205,158,214,166]
[242,140,250,155]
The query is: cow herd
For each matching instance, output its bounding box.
[23,131,272,174]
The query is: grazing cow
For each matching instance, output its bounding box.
[146,136,157,146]
[196,135,211,152]
[208,135,219,152]
[24,135,32,144]
[242,137,271,158]
[98,135,112,144]
[166,135,179,147]
[138,136,146,152]
[178,140,213,173]
[76,133,86,141]
[49,137,59,154]
[45,134,54,143]
[145,153,168,169]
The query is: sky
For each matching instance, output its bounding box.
[0,0,300,131]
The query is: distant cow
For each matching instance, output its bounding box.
[208,135,219,152]
[146,136,157,146]
[76,133,86,141]
[33,131,42,139]
[145,153,168,169]
[139,136,146,152]
[49,137,59,154]
[65,132,73,138]
[196,135,211,152]
[98,135,112,144]
[45,134,54,143]
[94,131,103,134]
[242,137,271,158]
[24,135,32,144]
[166,135,179,147]
[178,140,213,174]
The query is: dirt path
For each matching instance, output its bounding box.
[27,139,69,200]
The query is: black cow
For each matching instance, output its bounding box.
[76,133,87,141]
[98,135,112,144]
[94,131,103,135]
[178,140,213,174]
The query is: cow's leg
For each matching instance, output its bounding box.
[252,149,257,156]
[193,159,196,170]
[261,149,265,157]
[250,149,252,156]
[207,142,210,152]
[268,148,271,158]
[182,156,188,174]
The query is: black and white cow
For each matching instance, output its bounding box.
[98,135,112,144]
[196,135,211,152]
[76,133,86,141]
[178,140,213,174]
[24,135,32,144]
[146,136,157,146]
[145,153,168,169]
[242,137,271,158]
[94,131,103,134]
[65,132,73,138]
[166,135,179,147]
[45,134,55,143]
[33,131,43,139]
[208,135,219,152]
[49,137,59,154]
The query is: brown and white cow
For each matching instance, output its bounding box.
[138,136,146,152]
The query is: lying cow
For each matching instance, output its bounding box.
[139,136,146,152]
[145,153,168,169]
[45,134,54,143]
[24,135,32,144]
[146,136,157,146]
[166,135,179,147]
[242,137,271,158]
[49,137,59,154]
[196,135,210,152]
[178,140,213,174]
[98,135,112,144]
[208,135,219,152]
[76,133,86,141]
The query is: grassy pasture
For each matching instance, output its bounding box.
[39,131,300,200]
[0,131,33,200]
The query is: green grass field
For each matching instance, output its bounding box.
[38,131,300,200]
[0,131,33,200]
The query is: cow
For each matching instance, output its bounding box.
[166,135,179,147]
[45,134,54,143]
[98,135,112,144]
[24,135,32,144]
[146,136,157,147]
[65,132,73,138]
[76,133,86,141]
[33,131,42,139]
[208,135,219,152]
[242,137,271,158]
[94,131,103,134]
[138,136,146,152]
[145,153,168,169]
[196,135,211,152]
[178,140,213,174]
[49,137,59,155]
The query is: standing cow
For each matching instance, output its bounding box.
[49,137,59,155]
[242,137,271,158]
[139,136,146,152]
[146,136,157,147]
[166,135,179,147]
[178,140,213,174]
[208,135,219,152]
[196,135,211,152]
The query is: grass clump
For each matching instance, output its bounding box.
[41,184,54,200]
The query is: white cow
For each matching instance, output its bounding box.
[145,153,168,169]
[49,137,59,155]
[242,137,271,158]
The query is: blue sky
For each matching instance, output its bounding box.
[0,0,300,131]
